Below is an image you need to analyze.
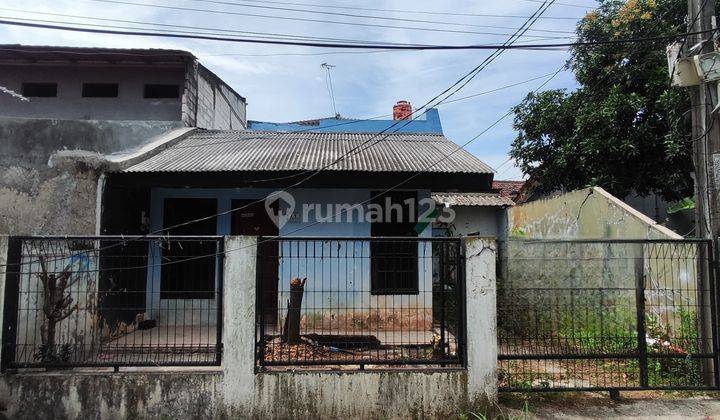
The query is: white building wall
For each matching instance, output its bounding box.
[449,206,506,237]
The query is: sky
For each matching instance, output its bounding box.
[0,0,598,179]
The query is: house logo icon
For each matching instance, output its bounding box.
[265,190,295,228]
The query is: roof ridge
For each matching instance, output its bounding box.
[194,129,447,137]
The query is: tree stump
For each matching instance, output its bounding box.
[282,277,306,344]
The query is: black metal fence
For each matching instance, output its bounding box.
[497,239,718,391]
[255,237,465,369]
[1,236,223,370]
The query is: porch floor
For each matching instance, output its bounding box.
[107,325,218,348]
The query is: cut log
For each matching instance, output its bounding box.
[282,277,306,344]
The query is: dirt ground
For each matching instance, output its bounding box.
[496,391,720,419]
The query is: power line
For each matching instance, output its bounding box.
[517,0,596,9]
[201,49,397,57]
[29,67,568,275]
[0,7,576,52]
[86,0,570,39]
[175,0,589,20]
[179,0,579,34]
[314,0,559,175]
[0,18,711,50]
[1,16,406,46]
[0,65,566,275]
[0,7,438,46]
[0,0,558,272]
[248,67,565,243]
[157,71,568,154]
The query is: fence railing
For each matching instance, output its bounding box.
[255,237,465,369]
[497,239,718,391]
[1,235,223,370]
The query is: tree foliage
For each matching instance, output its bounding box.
[510,0,699,201]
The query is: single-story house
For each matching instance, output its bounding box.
[98,122,498,331]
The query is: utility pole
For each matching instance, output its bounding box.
[688,0,720,241]
[682,0,718,387]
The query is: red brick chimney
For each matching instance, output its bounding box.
[393,100,412,120]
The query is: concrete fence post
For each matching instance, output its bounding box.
[0,236,7,365]
[221,235,257,412]
[464,237,498,403]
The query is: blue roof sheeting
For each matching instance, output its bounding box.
[247,109,443,134]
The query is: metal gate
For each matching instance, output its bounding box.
[497,239,719,391]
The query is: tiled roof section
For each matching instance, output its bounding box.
[124,130,494,173]
[493,180,526,197]
[431,192,514,207]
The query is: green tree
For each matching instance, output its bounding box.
[511,0,701,201]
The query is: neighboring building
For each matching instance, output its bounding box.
[0,45,246,127]
[0,45,246,235]
[492,180,526,203]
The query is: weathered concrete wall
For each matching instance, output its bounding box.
[13,239,101,365]
[0,235,499,418]
[0,236,7,364]
[0,117,182,235]
[465,237,498,401]
[194,65,246,130]
[501,188,687,335]
[0,65,185,121]
[508,187,681,240]
[0,166,100,235]
[0,371,224,419]
[0,370,472,419]
[448,206,506,238]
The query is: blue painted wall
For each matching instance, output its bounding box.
[148,187,435,318]
[248,108,443,134]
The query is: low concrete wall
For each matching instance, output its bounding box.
[0,236,498,419]
[0,370,471,419]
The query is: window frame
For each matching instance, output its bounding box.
[21,82,57,98]
[369,190,420,295]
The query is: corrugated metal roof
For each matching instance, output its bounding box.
[432,192,514,207]
[124,130,494,174]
